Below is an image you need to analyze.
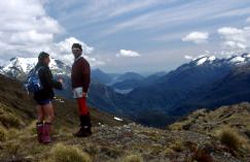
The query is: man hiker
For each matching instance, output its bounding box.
[71,43,92,137]
[31,52,63,144]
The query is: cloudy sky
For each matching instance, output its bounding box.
[0,0,250,73]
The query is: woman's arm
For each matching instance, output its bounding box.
[39,67,62,90]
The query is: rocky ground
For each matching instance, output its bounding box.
[1,120,249,162]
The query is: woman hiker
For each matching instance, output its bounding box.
[32,52,63,144]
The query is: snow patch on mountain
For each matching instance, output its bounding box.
[196,57,208,65]
[189,53,250,67]
[230,56,245,64]
[1,57,71,79]
[194,55,216,65]
[2,57,37,74]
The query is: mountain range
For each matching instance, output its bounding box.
[1,72,249,161]
[1,53,250,127]
[115,53,250,126]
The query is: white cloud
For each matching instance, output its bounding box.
[0,0,61,57]
[184,55,193,60]
[54,37,94,56]
[182,32,209,44]
[218,26,250,50]
[0,0,104,67]
[218,27,243,36]
[101,0,250,36]
[210,6,250,19]
[9,30,53,44]
[57,0,171,25]
[116,49,141,57]
[49,37,105,66]
[224,41,246,49]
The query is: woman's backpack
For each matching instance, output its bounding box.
[25,67,44,93]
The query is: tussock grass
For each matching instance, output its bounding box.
[0,126,7,141]
[122,154,143,162]
[218,127,248,151]
[5,128,20,140]
[24,120,38,136]
[168,122,184,131]
[191,146,213,162]
[169,139,185,152]
[0,104,22,128]
[5,141,20,156]
[164,148,175,156]
[50,143,92,162]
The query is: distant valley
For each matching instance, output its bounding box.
[1,53,250,127]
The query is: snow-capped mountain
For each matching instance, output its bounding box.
[1,53,250,127]
[190,53,250,66]
[110,53,250,127]
[0,57,71,80]
[0,57,126,112]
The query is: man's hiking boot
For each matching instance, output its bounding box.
[36,122,43,143]
[85,113,92,135]
[42,122,52,144]
[73,114,92,137]
[73,127,91,137]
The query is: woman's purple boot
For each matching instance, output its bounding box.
[42,122,52,144]
[36,122,43,143]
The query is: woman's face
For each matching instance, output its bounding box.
[44,56,50,65]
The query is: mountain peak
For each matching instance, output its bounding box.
[191,55,216,66]
[188,53,250,67]
[10,56,19,61]
[195,55,216,65]
[1,57,71,79]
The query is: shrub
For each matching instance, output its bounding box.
[192,146,213,162]
[168,122,183,131]
[218,127,246,150]
[50,143,91,162]
[169,140,185,152]
[122,154,143,162]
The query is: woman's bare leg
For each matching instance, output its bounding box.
[36,105,44,122]
[41,102,54,143]
[36,105,44,143]
[42,103,55,123]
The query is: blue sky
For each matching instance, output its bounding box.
[0,0,250,74]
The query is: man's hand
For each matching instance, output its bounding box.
[82,92,88,98]
[58,78,63,84]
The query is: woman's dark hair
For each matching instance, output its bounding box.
[38,51,49,62]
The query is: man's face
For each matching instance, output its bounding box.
[72,47,82,58]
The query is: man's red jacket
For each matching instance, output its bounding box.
[71,56,91,93]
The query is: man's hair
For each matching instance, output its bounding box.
[38,51,49,62]
[72,43,82,51]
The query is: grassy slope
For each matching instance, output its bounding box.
[0,74,128,128]
[0,74,250,162]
